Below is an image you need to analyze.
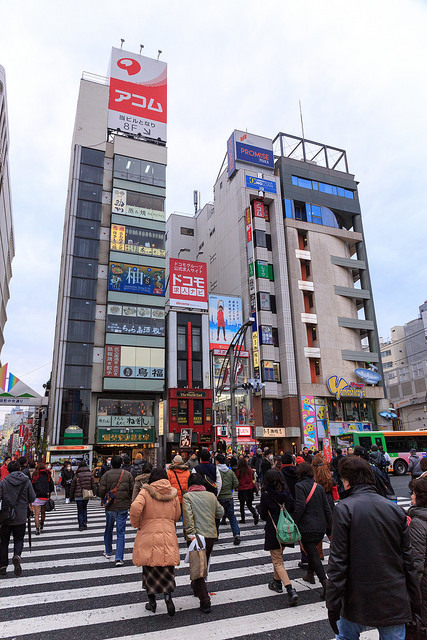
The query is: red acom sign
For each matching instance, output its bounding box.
[169,259,208,310]
[108,47,167,143]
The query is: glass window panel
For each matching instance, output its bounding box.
[193,400,203,424]
[81,148,104,167]
[254,230,266,248]
[344,190,354,199]
[262,399,274,427]
[292,176,298,186]
[65,342,92,366]
[192,327,201,353]
[312,181,318,190]
[321,207,339,229]
[62,389,91,414]
[284,198,293,219]
[60,412,89,441]
[79,164,103,185]
[76,199,101,221]
[126,190,165,212]
[69,299,96,321]
[177,325,187,351]
[177,360,187,384]
[337,187,345,197]
[78,182,102,202]
[70,277,97,300]
[75,218,100,240]
[67,319,94,342]
[63,365,92,388]
[73,237,99,259]
[72,257,98,279]
[298,178,312,189]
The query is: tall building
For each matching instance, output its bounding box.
[0,65,14,357]
[167,130,386,452]
[381,301,427,429]
[48,48,167,463]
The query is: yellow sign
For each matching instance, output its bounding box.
[252,331,258,350]
[253,350,259,368]
[110,224,125,251]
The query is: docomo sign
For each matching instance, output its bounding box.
[108,47,167,142]
[169,258,208,310]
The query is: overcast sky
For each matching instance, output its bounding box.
[0,0,426,397]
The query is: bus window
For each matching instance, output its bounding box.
[359,436,374,450]
[375,437,383,448]
[415,435,427,452]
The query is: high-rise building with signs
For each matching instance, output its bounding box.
[48,49,167,464]
[0,65,14,357]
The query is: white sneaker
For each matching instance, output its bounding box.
[103,552,113,559]
[65,498,70,504]
[115,559,124,566]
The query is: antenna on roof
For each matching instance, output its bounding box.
[139,44,144,54]
[120,38,125,49]
[299,99,305,139]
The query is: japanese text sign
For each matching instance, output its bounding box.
[108,47,167,142]
[169,259,208,309]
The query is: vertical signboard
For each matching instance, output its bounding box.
[108,47,167,142]
[169,259,208,309]
[245,206,259,378]
[301,395,318,449]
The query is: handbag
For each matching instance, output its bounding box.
[188,534,208,580]
[102,470,124,508]
[269,505,301,545]
[0,483,27,525]
[44,498,55,512]
[76,475,94,500]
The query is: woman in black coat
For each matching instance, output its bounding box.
[293,462,332,596]
[257,469,298,606]
[60,461,74,503]
[408,476,427,625]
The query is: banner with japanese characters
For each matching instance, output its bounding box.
[169,258,208,310]
[110,223,165,257]
[108,262,165,296]
[108,47,167,142]
[104,345,165,380]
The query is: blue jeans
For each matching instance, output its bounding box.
[75,498,88,527]
[337,617,406,640]
[218,498,240,537]
[104,509,128,561]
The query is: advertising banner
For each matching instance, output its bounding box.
[104,345,165,380]
[110,223,165,257]
[209,295,242,350]
[169,259,208,309]
[236,141,274,169]
[301,395,318,449]
[108,262,165,296]
[112,188,165,221]
[97,427,154,444]
[227,132,236,177]
[108,47,167,142]
[179,428,192,448]
[106,303,165,337]
[246,175,277,194]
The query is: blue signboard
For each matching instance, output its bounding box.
[108,262,165,296]
[236,142,274,170]
[245,175,277,194]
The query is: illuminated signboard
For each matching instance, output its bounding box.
[108,47,167,142]
[169,258,208,309]
[108,262,165,296]
[110,223,165,257]
[235,141,274,169]
[245,175,277,193]
[327,375,366,400]
[112,188,165,221]
[209,294,243,350]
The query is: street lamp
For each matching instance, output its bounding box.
[178,248,190,259]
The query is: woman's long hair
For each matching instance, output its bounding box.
[312,453,333,493]
[262,468,283,492]
[32,462,50,484]
[236,456,252,479]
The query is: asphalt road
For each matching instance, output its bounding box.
[390,473,412,499]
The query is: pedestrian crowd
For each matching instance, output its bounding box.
[0,444,427,639]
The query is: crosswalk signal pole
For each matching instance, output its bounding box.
[230,348,238,454]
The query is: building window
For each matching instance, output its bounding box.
[177,325,187,352]
[304,262,311,278]
[192,327,201,353]
[311,326,317,342]
[177,360,187,385]
[78,182,102,202]
[81,147,104,167]
[180,227,194,236]
[382,349,392,358]
[178,400,188,424]
[76,199,102,221]
[192,361,202,387]
[292,175,354,199]
[113,155,166,187]
[79,164,103,185]
[272,328,279,347]
[193,400,203,425]
[383,362,393,369]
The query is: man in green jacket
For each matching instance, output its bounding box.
[183,473,224,613]
[215,454,241,545]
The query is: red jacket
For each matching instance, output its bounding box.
[0,464,9,480]
[235,468,255,491]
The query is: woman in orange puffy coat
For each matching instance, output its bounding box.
[130,468,181,616]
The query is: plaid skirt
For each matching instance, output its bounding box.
[142,566,176,595]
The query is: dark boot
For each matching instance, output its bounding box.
[268,579,283,593]
[253,511,259,525]
[164,593,175,616]
[286,585,298,607]
[303,570,315,584]
[145,594,156,613]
